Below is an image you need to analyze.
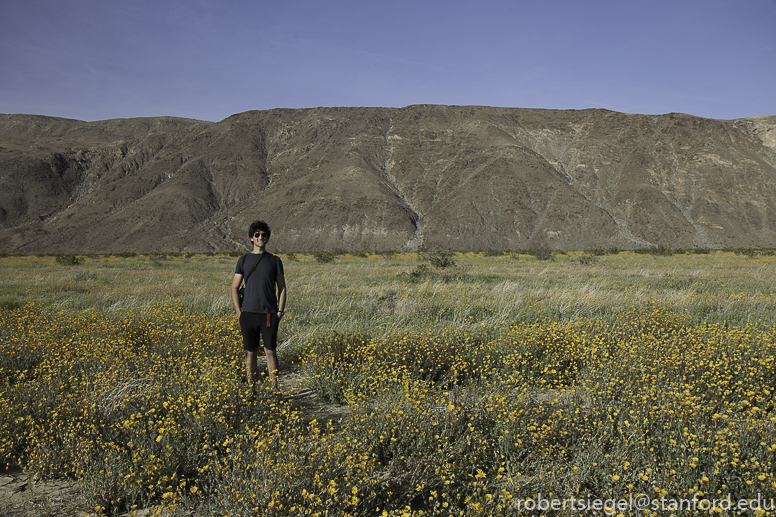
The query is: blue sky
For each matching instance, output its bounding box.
[1,0,774,122]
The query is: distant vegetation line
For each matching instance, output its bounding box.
[3,246,775,262]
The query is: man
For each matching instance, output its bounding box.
[231,220,287,392]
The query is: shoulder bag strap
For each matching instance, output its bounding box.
[241,252,267,289]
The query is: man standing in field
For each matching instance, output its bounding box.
[231,220,287,392]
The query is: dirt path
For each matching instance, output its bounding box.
[0,466,88,517]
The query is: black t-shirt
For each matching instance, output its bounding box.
[235,252,284,313]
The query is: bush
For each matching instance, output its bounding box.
[374,250,397,258]
[313,251,337,264]
[634,244,674,256]
[650,244,673,256]
[481,249,504,257]
[55,254,81,266]
[734,247,758,258]
[419,247,456,268]
[528,245,554,261]
[586,247,620,256]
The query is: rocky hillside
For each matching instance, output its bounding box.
[1,106,775,253]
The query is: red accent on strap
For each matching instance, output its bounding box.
[267,313,271,327]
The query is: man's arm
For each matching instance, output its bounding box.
[276,274,286,319]
[231,273,244,317]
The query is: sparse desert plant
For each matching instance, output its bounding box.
[313,251,337,263]
[528,245,555,261]
[586,246,620,256]
[55,254,81,265]
[419,247,456,268]
[734,247,758,258]
[481,248,504,257]
[647,243,674,256]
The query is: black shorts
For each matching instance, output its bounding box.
[239,312,280,352]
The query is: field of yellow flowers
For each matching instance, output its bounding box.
[1,250,775,515]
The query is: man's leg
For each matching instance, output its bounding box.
[241,312,261,389]
[261,313,281,391]
[246,350,259,387]
[265,348,279,391]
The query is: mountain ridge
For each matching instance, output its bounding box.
[1,105,775,253]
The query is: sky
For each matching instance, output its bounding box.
[1,0,774,122]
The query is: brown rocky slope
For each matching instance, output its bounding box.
[1,106,775,253]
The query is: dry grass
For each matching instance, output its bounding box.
[1,251,775,515]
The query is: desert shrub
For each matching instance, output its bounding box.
[634,244,674,256]
[74,270,96,282]
[313,251,337,264]
[55,254,81,266]
[586,246,620,256]
[481,249,504,257]
[419,247,456,268]
[578,253,598,265]
[400,264,429,282]
[734,247,758,258]
[528,245,555,261]
[649,244,673,256]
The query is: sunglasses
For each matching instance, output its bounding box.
[253,232,269,239]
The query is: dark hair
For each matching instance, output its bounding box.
[248,220,271,240]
